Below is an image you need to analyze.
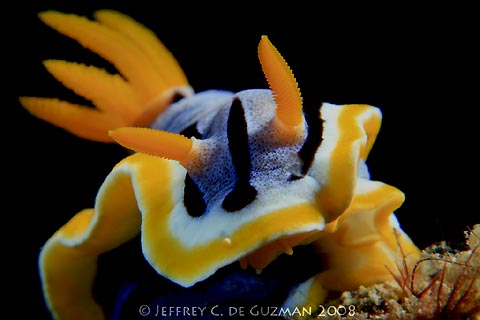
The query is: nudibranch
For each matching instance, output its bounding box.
[20,10,420,320]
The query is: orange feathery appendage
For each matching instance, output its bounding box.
[42,60,142,120]
[19,10,191,143]
[38,10,185,104]
[93,9,188,89]
[109,127,193,165]
[20,97,126,142]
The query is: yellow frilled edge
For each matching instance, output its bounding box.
[283,178,421,312]
[313,103,382,222]
[39,153,325,320]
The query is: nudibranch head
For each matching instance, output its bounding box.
[108,34,327,273]
[111,93,324,276]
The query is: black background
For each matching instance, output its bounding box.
[8,1,478,319]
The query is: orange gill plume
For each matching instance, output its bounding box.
[19,10,192,142]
